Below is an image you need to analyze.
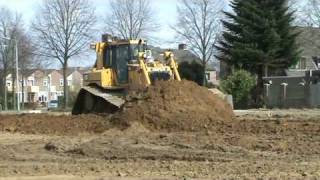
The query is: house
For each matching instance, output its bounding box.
[205,69,218,86]
[5,74,13,92]
[264,27,320,108]
[4,67,86,106]
[44,69,64,103]
[150,45,218,84]
[18,69,64,104]
[59,68,85,92]
[285,26,320,76]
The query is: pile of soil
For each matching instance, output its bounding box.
[0,114,110,135]
[112,80,234,131]
[0,80,234,134]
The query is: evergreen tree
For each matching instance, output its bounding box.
[216,0,300,104]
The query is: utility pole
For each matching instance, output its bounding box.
[15,39,20,111]
[47,75,51,108]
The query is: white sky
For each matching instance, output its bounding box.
[0,0,181,67]
[0,0,179,47]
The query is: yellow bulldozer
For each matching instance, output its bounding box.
[72,34,181,114]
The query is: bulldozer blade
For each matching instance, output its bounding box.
[72,86,126,115]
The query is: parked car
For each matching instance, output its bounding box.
[48,100,58,109]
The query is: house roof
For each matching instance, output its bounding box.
[20,68,87,78]
[285,27,320,76]
[295,27,320,69]
[43,69,58,75]
[23,69,42,77]
[149,46,216,70]
[58,67,89,77]
[150,46,201,63]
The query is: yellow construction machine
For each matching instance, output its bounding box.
[72,34,181,114]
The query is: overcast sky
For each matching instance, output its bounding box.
[0,0,237,68]
[0,0,179,47]
[0,0,183,67]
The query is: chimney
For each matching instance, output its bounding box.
[178,44,187,50]
[102,34,113,42]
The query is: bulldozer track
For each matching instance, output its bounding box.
[72,86,126,115]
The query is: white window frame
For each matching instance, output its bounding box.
[28,80,34,86]
[59,79,64,87]
[206,73,210,80]
[43,79,48,87]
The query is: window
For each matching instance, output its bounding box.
[43,79,48,86]
[60,79,64,86]
[67,80,72,86]
[206,73,210,80]
[28,80,34,86]
[116,45,130,83]
[295,58,307,70]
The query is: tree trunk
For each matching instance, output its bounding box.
[202,64,207,86]
[202,53,207,86]
[63,62,68,108]
[255,65,264,107]
[3,69,8,110]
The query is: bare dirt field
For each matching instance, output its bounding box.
[0,109,320,180]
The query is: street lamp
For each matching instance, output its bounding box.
[0,36,19,111]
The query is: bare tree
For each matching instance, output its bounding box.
[0,7,22,110]
[105,0,158,39]
[300,0,320,27]
[17,30,37,110]
[173,0,225,85]
[32,0,96,107]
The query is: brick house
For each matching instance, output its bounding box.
[6,68,85,105]
[150,45,218,84]
[60,68,84,92]
[18,69,63,103]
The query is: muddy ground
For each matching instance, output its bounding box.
[0,110,320,180]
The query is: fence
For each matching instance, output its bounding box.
[264,75,320,108]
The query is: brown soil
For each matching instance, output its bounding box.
[0,81,234,135]
[112,80,234,131]
[0,111,320,179]
[0,114,110,135]
[0,81,319,179]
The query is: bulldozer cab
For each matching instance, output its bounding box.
[103,42,146,84]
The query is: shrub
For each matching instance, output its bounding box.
[220,69,255,109]
[178,61,204,86]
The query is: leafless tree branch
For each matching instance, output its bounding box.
[0,7,23,110]
[105,0,159,39]
[32,0,96,107]
[173,0,225,85]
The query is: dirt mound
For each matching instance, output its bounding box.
[112,80,234,131]
[0,114,110,135]
[0,80,234,134]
